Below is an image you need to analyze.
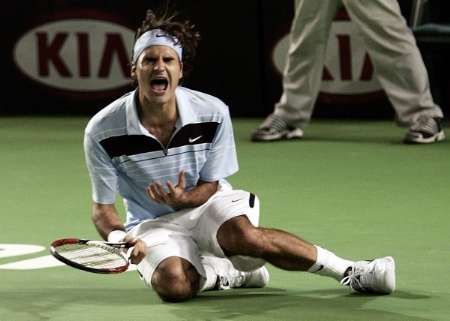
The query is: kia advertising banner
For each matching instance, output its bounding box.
[14,16,134,92]
[4,0,263,116]
[3,0,445,117]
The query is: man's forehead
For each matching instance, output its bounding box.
[141,45,179,57]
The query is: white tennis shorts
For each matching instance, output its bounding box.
[127,187,265,287]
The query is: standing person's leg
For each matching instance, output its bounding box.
[343,0,445,143]
[252,0,341,141]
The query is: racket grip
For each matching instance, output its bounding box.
[126,247,134,262]
[107,230,127,243]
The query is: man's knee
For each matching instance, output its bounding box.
[217,215,264,256]
[151,257,200,302]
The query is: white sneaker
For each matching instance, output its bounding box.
[203,256,270,290]
[243,266,270,288]
[251,114,304,142]
[340,256,396,294]
[404,116,445,144]
[217,266,270,290]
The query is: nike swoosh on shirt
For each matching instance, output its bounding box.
[189,136,202,143]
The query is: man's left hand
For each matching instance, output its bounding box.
[146,171,188,209]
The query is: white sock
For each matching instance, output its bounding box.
[200,261,218,292]
[307,245,353,281]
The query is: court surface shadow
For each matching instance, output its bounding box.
[170,287,433,321]
[0,286,435,321]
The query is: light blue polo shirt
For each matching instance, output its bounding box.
[84,86,239,230]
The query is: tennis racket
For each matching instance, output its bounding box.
[50,238,130,274]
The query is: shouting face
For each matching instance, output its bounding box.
[132,45,183,108]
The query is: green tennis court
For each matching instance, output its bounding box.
[1,117,449,321]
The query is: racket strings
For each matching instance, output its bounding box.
[56,244,127,269]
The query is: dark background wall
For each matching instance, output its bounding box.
[2,0,448,118]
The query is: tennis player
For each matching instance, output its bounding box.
[84,8,396,302]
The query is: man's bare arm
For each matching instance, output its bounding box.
[91,202,147,264]
[91,203,125,240]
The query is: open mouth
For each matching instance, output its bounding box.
[150,78,169,94]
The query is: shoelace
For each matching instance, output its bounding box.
[263,115,289,132]
[340,266,368,292]
[410,116,438,134]
[229,273,246,288]
[217,273,246,290]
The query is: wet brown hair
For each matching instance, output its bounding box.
[133,8,201,76]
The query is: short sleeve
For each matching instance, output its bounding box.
[199,107,239,181]
[84,133,118,204]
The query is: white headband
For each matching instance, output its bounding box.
[132,29,183,63]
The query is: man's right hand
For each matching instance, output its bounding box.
[124,237,148,265]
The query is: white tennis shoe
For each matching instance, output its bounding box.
[251,114,304,142]
[217,266,270,290]
[203,256,269,290]
[404,116,445,144]
[340,256,396,294]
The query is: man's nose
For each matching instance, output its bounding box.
[153,58,164,70]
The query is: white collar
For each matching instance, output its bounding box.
[126,87,198,135]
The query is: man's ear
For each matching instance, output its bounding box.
[130,64,136,80]
[179,61,184,80]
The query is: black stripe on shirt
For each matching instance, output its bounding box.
[99,122,219,158]
[170,122,219,148]
[100,135,162,158]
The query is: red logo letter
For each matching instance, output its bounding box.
[36,32,71,77]
[98,33,129,78]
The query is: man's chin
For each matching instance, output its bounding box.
[148,95,171,106]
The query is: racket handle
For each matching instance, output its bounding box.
[104,241,129,248]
